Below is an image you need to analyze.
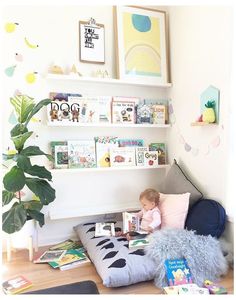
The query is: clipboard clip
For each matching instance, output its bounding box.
[86,17,100,29]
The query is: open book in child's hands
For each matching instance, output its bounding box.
[122,211,147,234]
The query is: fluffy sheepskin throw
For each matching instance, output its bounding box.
[145,228,228,288]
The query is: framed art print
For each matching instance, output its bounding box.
[114,6,169,85]
[79,20,105,64]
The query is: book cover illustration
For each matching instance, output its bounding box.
[68,140,96,169]
[110,148,136,167]
[33,250,66,263]
[48,249,87,269]
[149,143,166,165]
[143,150,159,167]
[49,239,84,251]
[71,97,99,123]
[143,98,169,124]
[50,141,68,169]
[135,147,149,166]
[136,103,152,124]
[128,237,150,250]
[48,95,82,123]
[204,280,227,294]
[164,258,193,286]
[94,136,118,167]
[54,144,68,169]
[122,211,146,234]
[95,222,115,237]
[59,253,91,271]
[152,104,166,124]
[2,275,33,294]
[97,96,112,123]
[50,92,82,102]
[112,101,135,124]
[118,139,144,147]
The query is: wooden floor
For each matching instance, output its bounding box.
[2,246,234,294]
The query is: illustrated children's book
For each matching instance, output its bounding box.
[95,222,116,237]
[204,280,227,294]
[97,96,112,123]
[49,239,83,251]
[110,148,136,167]
[33,250,66,263]
[135,147,149,166]
[149,143,166,165]
[50,141,68,169]
[2,275,33,294]
[118,138,144,147]
[122,211,147,234]
[59,253,91,271]
[164,258,193,286]
[112,101,135,124]
[152,104,166,124]
[94,136,118,167]
[68,140,96,168]
[128,237,150,250]
[48,249,88,269]
[163,284,209,295]
[70,97,99,123]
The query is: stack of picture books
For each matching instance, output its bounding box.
[50,137,166,169]
[2,275,33,294]
[33,239,90,271]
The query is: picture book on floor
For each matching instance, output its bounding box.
[33,250,66,263]
[164,258,193,286]
[2,275,33,294]
[59,253,91,271]
[95,222,115,237]
[163,284,209,295]
[49,239,84,251]
[48,249,88,269]
[204,280,228,294]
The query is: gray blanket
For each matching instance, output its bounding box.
[145,228,228,287]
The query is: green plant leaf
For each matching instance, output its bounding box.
[11,131,33,151]
[25,165,52,180]
[10,95,35,123]
[27,210,44,227]
[10,123,28,138]
[21,146,52,161]
[3,166,26,192]
[25,98,51,126]
[25,178,56,205]
[22,200,43,211]
[2,190,16,206]
[16,154,32,171]
[2,202,27,234]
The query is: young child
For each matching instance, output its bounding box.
[135,188,161,233]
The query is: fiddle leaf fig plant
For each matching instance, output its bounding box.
[2,94,56,234]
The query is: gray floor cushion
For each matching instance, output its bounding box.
[74,222,156,287]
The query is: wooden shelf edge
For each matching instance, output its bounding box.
[191,122,218,126]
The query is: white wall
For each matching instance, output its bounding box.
[166,6,234,244]
[2,5,169,246]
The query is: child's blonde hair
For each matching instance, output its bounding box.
[139,188,160,205]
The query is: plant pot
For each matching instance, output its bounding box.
[10,219,36,249]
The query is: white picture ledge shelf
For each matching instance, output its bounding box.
[45,73,172,88]
[47,122,171,128]
[50,164,170,174]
